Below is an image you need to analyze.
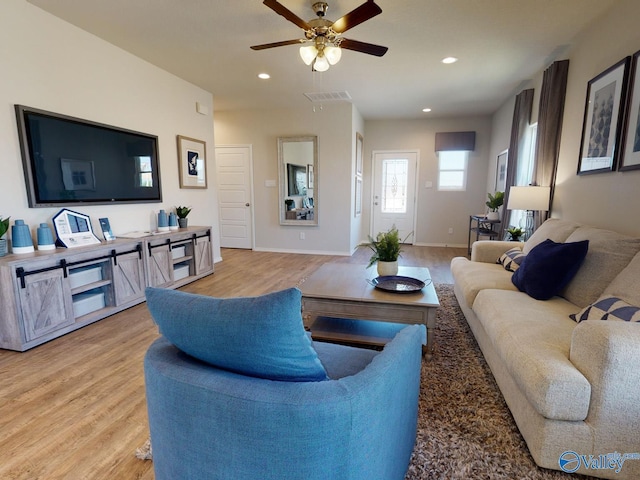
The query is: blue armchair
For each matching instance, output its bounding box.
[144,287,424,480]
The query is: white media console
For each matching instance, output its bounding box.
[0,226,214,351]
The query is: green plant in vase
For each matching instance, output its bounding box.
[485,191,504,220]
[365,226,406,276]
[507,226,524,241]
[0,216,10,257]
[175,206,191,228]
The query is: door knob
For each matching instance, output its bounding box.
[245,203,250,207]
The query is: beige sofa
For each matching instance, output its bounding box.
[451,219,640,479]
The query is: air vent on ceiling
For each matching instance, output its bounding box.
[303,91,352,103]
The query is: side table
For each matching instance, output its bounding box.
[468,215,501,255]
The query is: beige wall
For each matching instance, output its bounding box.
[492,0,640,236]
[0,0,221,259]
[364,117,493,247]
[553,0,640,235]
[215,103,356,255]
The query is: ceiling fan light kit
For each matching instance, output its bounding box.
[252,0,388,71]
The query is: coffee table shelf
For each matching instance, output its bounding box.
[300,263,439,358]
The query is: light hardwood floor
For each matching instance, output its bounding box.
[0,245,465,480]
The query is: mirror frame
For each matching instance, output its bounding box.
[278,135,318,226]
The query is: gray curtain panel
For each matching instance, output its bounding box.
[532,59,570,229]
[501,88,534,237]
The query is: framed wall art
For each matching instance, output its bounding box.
[494,150,508,192]
[354,176,362,217]
[577,57,630,175]
[177,135,207,188]
[356,132,364,175]
[619,50,640,171]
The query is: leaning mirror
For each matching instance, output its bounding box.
[278,136,318,226]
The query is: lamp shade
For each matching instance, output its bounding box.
[324,45,342,65]
[299,45,317,65]
[507,186,551,211]
[313,55,330,72]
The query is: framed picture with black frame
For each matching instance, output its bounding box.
[619,49,640,171]
[577,57,631,175]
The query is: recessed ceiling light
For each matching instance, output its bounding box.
[258,73,271,79]
[441,57,458,64]
[422,108,432,113]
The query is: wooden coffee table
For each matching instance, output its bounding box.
[300,263,440,358]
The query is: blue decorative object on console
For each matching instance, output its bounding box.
[36,223,56,251]
[157,209,169,232]
[168,212,178,230]
[11,219,34,254]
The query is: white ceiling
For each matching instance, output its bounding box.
[27,0,616,120]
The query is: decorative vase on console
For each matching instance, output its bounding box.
[11,219,35,254]
[157,209,169,232]
[168,213,179,231]
[0,216,9,257]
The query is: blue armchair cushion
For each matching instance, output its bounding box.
[511,239,589,300]
[145,287,328,382]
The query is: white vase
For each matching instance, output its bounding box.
[377,260,398,276]
[486,211,500,221]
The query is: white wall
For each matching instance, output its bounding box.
[215,103,354,255]
[364,116,493,247]
[0,0,221,260]
[490,0,640,237]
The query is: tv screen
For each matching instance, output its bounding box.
[15,105,162,208]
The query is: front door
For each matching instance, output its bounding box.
[372,151,418,243]
[215,145,254,249]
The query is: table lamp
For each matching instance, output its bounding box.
[507,186,551,238]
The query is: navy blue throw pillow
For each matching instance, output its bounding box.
[511,239,589,300]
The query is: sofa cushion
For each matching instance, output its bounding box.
[522,218,581,254]
[512,239,589,300]
[472,289,591,421]
[145,287,328,382]
[602,250,640,306]
[570,296,640,323]
[450,257,518,307]
[561,227,640,308]
[497,247,525,272]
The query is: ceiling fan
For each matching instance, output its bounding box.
[250,0,388,71]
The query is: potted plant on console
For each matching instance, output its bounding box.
[0,216,9,257]
[366,226,403,276]
[176,206,191,229]
[486,191,504,221]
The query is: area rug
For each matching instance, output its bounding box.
[137,284,588,479]
[405,284,587,480]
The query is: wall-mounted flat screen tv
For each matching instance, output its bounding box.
[15,105,162,208]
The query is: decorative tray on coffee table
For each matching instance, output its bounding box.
[368,275,430,293]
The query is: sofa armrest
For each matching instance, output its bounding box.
[570,321,640,429]
[471,240,525,263]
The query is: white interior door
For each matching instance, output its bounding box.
[372,151,418,243]
[215,145,254,249]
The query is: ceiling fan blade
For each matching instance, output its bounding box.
[331,1,382,34]
[263,0,311,31]
[340,38,388,57]
[251,39,305,51]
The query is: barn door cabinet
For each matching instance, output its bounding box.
[0,226,214,351]
[145,227,213,289]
